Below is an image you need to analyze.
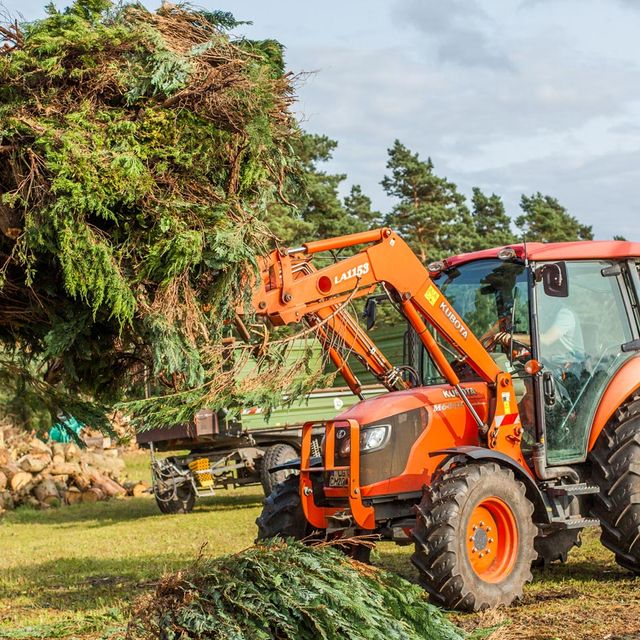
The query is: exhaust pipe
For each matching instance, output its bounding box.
[532,440,580,483]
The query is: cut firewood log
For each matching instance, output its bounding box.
[50,461,81,476]
[18,453,51,474]
[72,473,91,492]
[65,488,82,505]
[28,438,52,456]
[0,448,9,467]
[64,443,81,462]
[1,461,21,480]
[52,453,66,467]
[89,470,126,497]
[10,471,33,492]
[33,477,60,503]
[51,442,65,458]
[0,470,6,491]
[81,487,103,502]
[0,490,14,510]
[52,475,69,493]
[132,481,149,497]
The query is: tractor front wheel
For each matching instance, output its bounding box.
[256,474,315,541]
[411,462,536,611]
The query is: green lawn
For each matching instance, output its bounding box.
[0,451,639,639]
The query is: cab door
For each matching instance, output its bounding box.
[534,260,638,464]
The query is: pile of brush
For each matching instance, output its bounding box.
[0,429,145,512]
[0,0,314,430]
[127,541,465,640]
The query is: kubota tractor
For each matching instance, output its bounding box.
[246,228,640,611]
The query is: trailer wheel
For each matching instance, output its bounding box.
[589,398,640,573]
[411,462,536,611]
[155,482,196,514]
[256,474,313,541]
[260,443,298,497]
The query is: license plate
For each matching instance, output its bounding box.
[328,469,349,487]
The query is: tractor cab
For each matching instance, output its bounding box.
[425,248,639,466]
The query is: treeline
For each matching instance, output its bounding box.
[275,136,597,260]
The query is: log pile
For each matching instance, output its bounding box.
[0,431,148,513]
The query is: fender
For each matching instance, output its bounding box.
[268,456,321,473]
[430,445,551,524]
[588,355,640,451]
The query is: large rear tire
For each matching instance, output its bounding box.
[533,496,582,567]
[411,462,536,611]
[533,528,582,567]
[260,443,298,497]
[589,398,640,573]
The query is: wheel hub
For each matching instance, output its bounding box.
[472,526,489,552]
[466,497,518,583]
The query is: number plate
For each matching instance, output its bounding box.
[327,469,349,488]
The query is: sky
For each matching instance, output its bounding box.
[5,0,640,240]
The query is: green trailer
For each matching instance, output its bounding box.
[137,325,407,514]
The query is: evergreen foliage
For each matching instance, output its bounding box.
[516,193,593,243]
[0,0,309,429]
[268,133,377,247]
[381,140,476,261]
[127,541,465,640]
[470,187,516,248]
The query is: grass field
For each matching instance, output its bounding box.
[1,450,639,640]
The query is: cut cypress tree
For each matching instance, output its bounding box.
[0,0,320,429]
[127,541,466,640]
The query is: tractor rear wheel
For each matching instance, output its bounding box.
[533,528,582,567]
[411,462,536,611]
[533,496,582,567]
[589,398,640,573]
[256,474,314,541]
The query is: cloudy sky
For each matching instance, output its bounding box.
[6,0,640,239]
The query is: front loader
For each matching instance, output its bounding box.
[248,228,640,611]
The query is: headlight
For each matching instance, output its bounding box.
[338,425,390,456]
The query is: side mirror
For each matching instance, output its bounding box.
[535,262,569,298]
[363,297,377,330]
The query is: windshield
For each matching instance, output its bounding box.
[423,259,529,383]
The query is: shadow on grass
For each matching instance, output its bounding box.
[1,553,192,615]
[4,490,265,528]
[531,559,632,583]
[374,545,635,591]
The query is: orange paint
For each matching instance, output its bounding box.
[466,497,518,583]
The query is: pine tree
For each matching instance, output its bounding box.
[381,141,476,262]
[516,193,593,242]
[470,187,516,249]
[269,134,377,247]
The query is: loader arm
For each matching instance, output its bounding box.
[251,228,524,459]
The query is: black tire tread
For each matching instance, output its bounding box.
[155,484,196,514]
[411,462,537,611]
[256,474,310,541]
[589,397,640,573]
[260,443,298,497]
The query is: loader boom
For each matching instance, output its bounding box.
[251,228,526,464]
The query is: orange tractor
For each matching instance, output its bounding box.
[247,228,640,611]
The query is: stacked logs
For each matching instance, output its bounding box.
[0,433,148,513]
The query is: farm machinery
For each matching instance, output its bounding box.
[249,228,640,611]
